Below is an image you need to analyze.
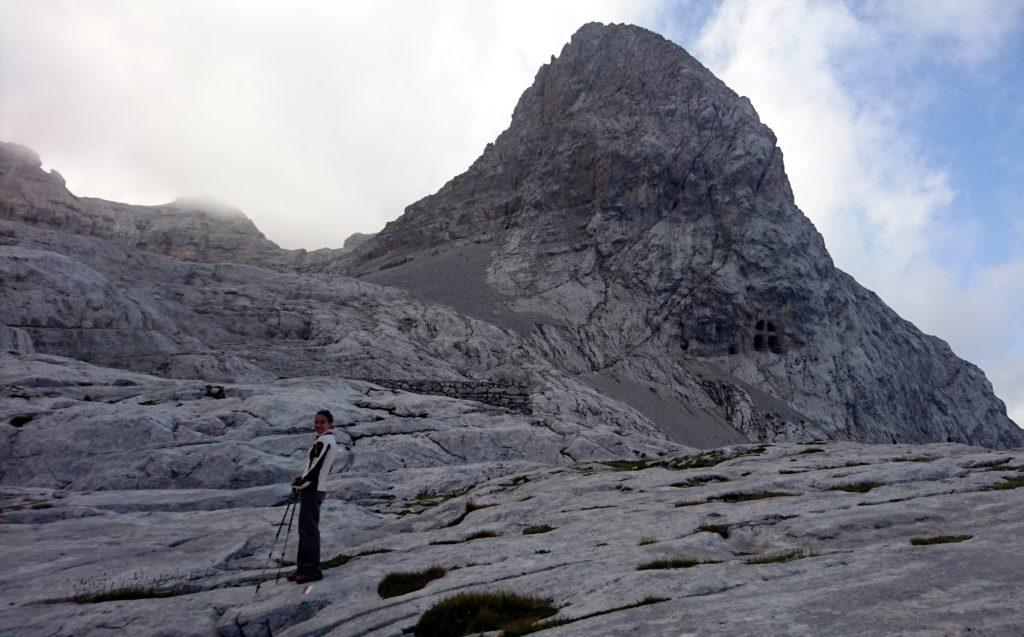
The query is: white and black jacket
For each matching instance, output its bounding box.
[296,432,340,492]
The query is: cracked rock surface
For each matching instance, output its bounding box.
[3,433,1023,636]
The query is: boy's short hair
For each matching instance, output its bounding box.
[315,409,334,424]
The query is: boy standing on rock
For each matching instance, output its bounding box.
[288,409,338,583]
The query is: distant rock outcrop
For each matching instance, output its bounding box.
[327,23,1021,449]
[0,142,337,268]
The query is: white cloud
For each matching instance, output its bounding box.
[863,0,1024,66]
[693,0,1024,425]
[0,0,663,249]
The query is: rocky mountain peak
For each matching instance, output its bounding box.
[330,23,1020,449]
[510,22,716,128]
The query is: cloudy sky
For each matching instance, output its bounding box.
[1,0,1022,424]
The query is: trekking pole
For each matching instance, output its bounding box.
[276,489,300,583]
[254,494,295,596]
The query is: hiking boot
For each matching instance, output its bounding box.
[285,571,299,581]
[293,572,323,584]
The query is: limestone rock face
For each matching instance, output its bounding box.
[0,219,678,451]
[0,142,337,268]
[330,23,1021,449]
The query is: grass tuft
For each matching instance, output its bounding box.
[663,446,767,471]
[522,524,554,535]
[638,536,659,546]
[829,481,881,493]
[378,566,445,598]
[601,459,651,471]
[910,534,972,546]
[600,447,767,473]
[637,557,721,570]
[411,590,557,636]
[745,549,819,564]
[710,491,796,503]
[983,474,1024,490]
[71,571,195,604]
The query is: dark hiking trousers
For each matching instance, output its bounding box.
[297,489,326,576]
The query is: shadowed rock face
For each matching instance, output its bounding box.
[329,23,1021,449]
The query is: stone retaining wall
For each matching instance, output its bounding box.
[361,378,533,414]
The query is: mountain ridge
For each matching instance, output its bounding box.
[0,22,1019,449]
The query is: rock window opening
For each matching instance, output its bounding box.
[753,318,782,353]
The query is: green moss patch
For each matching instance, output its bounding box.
[522,524,554,535]
[984,474,1024,490]
[411,590,557,637]
[745,549,819,564]
[600,447,767,473]
[378,566,446,598]
[662,446,767,471]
